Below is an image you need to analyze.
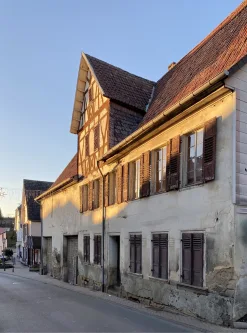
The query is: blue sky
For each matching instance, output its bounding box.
[0,0,242,216]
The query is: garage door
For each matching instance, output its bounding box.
[67,236,78,284]
[46,237,52,276]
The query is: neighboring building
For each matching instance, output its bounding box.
[0,228,8,254]
[0,217,14,229]
[37,2,247,326]
[21,179,53,266]
[14,205,22,258]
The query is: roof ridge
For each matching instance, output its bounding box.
[85,53,155,84]
[157,0,247,84]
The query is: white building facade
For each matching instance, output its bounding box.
[38,3,247,326]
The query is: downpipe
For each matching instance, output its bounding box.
[97,160,106,292]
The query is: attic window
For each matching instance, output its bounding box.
[79,71,91,129]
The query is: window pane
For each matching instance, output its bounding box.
[197,143,203,158]
[189,133,195,148]
[197,129,204,144]
[196,168,203,182]
[189,147,195,158]
[187,171,194,184]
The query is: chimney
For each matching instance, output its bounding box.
[168,62,176,70]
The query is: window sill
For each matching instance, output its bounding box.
[179,182,204,192]
[177,282,208,295]
[148,276,169,283]
[128,272,143,278]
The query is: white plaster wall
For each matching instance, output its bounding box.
[42,90,235,286]
[30,222,41,237]
[226,63,247,205]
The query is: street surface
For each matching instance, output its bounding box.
[0,273,194,332]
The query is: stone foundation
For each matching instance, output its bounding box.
[121,273,233,326]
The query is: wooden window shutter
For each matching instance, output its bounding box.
[160,234,168,279]
[104,174,109,207]
[122,164,129,202]
[140,151,150,198]
[83,236,86,261]
[182,233,192,285]
[85,134,89,157]
[99,178,103,208]
[116,165,123,204]
[80,186,83,213]
[88,182,93,211]
[97,236,101,264]
[135,235,142,274]
[203,118,217,182]
[87,237,90,262]
[192,233,204,287]
[94,236,97,263]
[129,236,135,273]
[166,136,180,191]
[94,125,99,151]
[152,234,160,278]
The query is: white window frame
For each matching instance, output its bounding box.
[151,146,167,194]
[128,159,141,200]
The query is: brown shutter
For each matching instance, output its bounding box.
[167,136,180,191]
[94,125,99,151]
[97,236,102,265]
[104,174,109,207]
[152,234,160,278]
[116,165,123,204]
[99,178,103,208]
[88,182,93,210]
[122,164,129,202]
[182,233,192,285]
[192,233,204,287]
[85,134,89,157]
[203,118,217,182]
[80,186,83,213]
[141,152,150,197]
[129,235,135,273]
[135,235,142,274]
[94,236,97,263]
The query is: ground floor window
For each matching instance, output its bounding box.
[94,235,101,265]
[182,233,204,287]
[84,235,90,263]
[129,234,142,274]
[152,233,168,279]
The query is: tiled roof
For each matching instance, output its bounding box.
[49,154,78,190]
[141,1,247,125]
[86,54,155,111]
[24,179,53,221]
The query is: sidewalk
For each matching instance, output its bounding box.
[0,260,246,333]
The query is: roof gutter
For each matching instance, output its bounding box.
[99,70,229,162]
[35,176,78,201]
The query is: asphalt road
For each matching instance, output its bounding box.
[0,273,194,332]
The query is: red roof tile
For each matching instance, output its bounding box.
[85,54,155,111]
[49,154,78,190]
[141,1,247,125]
